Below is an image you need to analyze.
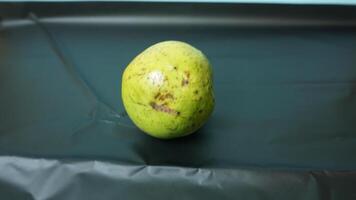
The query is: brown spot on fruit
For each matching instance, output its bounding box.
[174,66,177,70]
[150,102,179,116]
[198,110,203,114]
[154,92,161,99]
[184,71,190,78]
[161,51,168,57]
[194,90,199,94]
[136,72,145,76]
[182,79,189,86]
[158,93,174,101]
[182,71,190,86]
[155,92,174,101]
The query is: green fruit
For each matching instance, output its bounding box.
[122,41,214,139]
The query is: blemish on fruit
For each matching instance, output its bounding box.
[159,93,174,101]
[150,102,179,116]
[154,92,161,99]
[136,72,145,76]
[182,79,189,86]
[184,71,190,78]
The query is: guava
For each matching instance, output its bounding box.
[122,41,214,139]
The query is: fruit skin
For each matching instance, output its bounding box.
[122,41,214,139]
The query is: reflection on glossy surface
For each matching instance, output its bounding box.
[147,70,165,87]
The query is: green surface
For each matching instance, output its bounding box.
[1,23,356,169]
[0,3,356,199]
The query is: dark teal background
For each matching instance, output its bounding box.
[0,2,356,199]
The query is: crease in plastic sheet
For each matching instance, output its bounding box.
[29,13,124,118]
[27,13,127,141]
[1,156,356,200]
